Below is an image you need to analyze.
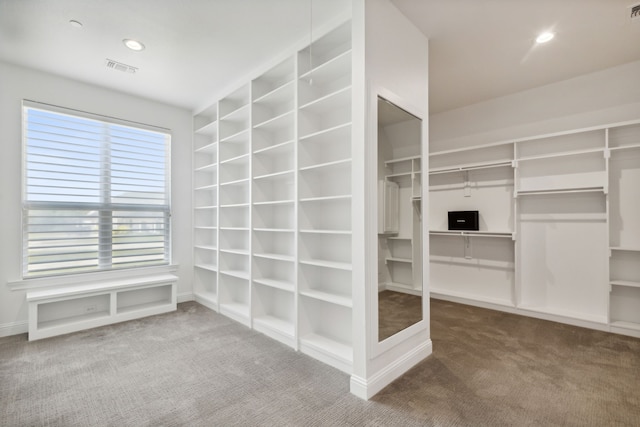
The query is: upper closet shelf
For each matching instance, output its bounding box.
[299,86,351,112]
[610,247,640,252]
[384,155,420,166]
[515,186,606,197]
[194,121,217,136]
[515,147,604,163]
[299,50,351,84]
[610,280,640,289]
[609,143,640,152]
[429,160,512,175]
[252,80,294,105]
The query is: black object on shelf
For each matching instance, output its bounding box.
[448,211,479,231]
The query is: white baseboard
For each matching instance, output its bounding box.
[177,292,194,303]
[350,339,433,400]
[0,320,28,338]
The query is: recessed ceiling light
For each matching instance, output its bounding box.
[123,39,145,51]
[69,19,83,28]
[536,32,555,44]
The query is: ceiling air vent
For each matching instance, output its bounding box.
[631,3,640,21]
[105,59,137,74]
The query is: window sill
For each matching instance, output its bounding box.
[7,264,179,292]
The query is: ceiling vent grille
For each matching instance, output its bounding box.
[631,3,640,21]
[105,59,137,74]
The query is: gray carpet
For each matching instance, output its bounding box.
[1,300,639,426]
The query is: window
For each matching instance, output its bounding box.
[22,102,171,278]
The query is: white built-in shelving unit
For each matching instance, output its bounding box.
[192,21,354,372]
[193,104,219,311]
[429,120,640,337]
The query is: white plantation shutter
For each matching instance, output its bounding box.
[22,102,171,277]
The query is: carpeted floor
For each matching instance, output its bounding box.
[1,299,639,426]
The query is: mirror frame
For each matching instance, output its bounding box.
[370,86,428,358]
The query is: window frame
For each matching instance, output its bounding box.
[21,100,172,279]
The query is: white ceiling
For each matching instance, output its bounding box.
[1,0,639,114]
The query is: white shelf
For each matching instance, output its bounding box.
[194,264,217,272]
[219,177,250,187]
[253,278,294,293]
[299,229,351,235]
[253,139,294,155]
[194,183,217,191]
[194,121,217,136]
[429,230,514,239]
[609,143,640,152]
[194,205,217,210]
[194,245,217,251]
[298,86,351,113]
[516,147,604,162]
[299,195,351,203]
[220,152,250,165]
[253,80,295,105]
[384,155,420,165]
[429,160,512,175]
[219,103,250,122]
[219,270,250,280]
[195,163,216,172]
[299,289,352,307]
[253,315,295,337]
[253,228,294,233]
[299,333,352,364]
[253,170,293,181]
[219,226,249,231]
[516,186,605,196]
[610,247,640,252]
[194,290,218,307]
[220,302,250,319]
[610,280,640,289]
[253,252,294,262]
[299,49,351,83]
[298,158,350,173]
[220,248,250,256]
[253,199,295,206]
[299,259,352,271]
[386,257,412,263]
[195,141,217,153]
[253,110,294,131]
[299,122,351,142]
[219,203,250,208]
[219,128,250,144]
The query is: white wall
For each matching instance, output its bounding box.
[0,60,193,336]
[431,60,640,151]
[350,0,430,400]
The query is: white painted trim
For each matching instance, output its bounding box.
[0,320,28,338]
[350,339,432,400]
[177,292,194,303]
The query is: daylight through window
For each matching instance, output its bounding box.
[22,102,171,278]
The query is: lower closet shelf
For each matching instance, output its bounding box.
[220,303,250,325]
[253,315,295,347]
[299,333,352,373]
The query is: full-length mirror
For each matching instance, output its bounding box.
[377,96,423,342]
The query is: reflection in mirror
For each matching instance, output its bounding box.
[377,96,423,342]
